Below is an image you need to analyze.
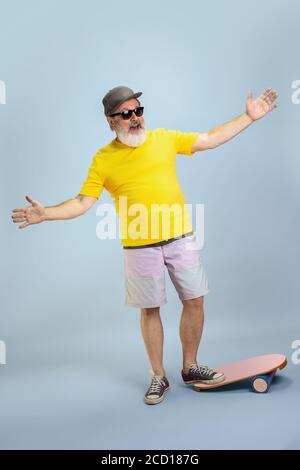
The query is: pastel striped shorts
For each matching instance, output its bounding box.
[123,232,209,308]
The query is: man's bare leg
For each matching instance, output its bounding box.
[179,296,205,374]
[140,307,166,377]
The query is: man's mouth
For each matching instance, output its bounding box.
[130,124,141,131]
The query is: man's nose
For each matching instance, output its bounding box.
[130,115,139,124]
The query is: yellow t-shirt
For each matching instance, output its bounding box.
[78,128,200,247]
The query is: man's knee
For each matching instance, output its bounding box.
[181,296,204,309]
[141,306,160,315]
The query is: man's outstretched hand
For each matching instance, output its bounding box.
[246,87,279,121]
[11,195,46,229]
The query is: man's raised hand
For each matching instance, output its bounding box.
[11,195,46,229]
[246,87,279,121]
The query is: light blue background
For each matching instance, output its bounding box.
[1,0,300,450]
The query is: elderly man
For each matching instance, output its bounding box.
[11,85,278,405]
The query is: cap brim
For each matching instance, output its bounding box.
[109,92,143,115]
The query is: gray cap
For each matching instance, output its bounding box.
[102,86,142,116]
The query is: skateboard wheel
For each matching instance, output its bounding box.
[252,376,269,393]
[251,370,277,393]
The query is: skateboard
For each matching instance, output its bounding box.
[193,354,287,393]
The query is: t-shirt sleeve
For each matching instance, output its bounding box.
[166,129,200,156]
[78,154,105,199]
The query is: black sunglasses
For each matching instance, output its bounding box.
[109,106,144,120]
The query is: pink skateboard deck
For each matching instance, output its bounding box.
[193,353,287,393]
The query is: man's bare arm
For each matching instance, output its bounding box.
[11,194,98,229]
[45,194,97,220]
[192,113,253,151]
[191,87,279,152]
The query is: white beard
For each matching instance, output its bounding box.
[115,124,147,147]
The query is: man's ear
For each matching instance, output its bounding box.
[106,116,114,131]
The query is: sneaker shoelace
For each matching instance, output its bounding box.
[148,376,165,396]
[189,363,215,378]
